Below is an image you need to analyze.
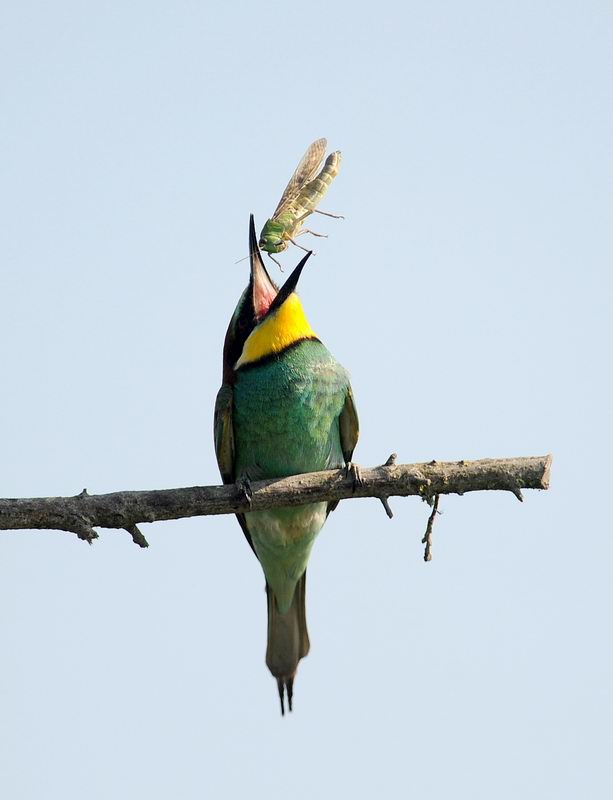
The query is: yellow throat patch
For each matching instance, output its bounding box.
[236,293,317,368]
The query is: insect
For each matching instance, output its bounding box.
[259,138,343,269]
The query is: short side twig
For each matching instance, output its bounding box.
[421,494,440,562]
[126,524,149,549]
[378,452,398,518]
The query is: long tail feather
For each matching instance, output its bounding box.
[266,572,310,715]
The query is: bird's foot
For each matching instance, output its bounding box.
[237,473,253,508]
[345,461,363,492]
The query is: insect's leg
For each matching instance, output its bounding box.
[299,229,328,238]
[267,253,284,272]
[314,209,345,219]
[288,237,313,254]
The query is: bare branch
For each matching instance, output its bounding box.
[0,455,551,545]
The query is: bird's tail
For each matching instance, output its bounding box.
[266,571,310,715]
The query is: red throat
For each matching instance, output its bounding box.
[253,277,277,320]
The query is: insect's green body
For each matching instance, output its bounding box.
[259,140,342,257]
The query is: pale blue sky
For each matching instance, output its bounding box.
[1,1,611,798]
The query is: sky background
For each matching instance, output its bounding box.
[1,1,611,798]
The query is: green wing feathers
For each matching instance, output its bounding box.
[214,383,258,555]
[339,386,360,464]
[214,383,235,485]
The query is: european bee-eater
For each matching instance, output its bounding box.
[214,215,359,714]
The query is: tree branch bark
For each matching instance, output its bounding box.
[0,454,552,547]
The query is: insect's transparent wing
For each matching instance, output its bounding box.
[272,138,327,218]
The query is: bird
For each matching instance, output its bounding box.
[214,215,359,714]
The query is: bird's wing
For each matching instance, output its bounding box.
[339,385,360,463]
[272,139,327,218]
[214,382,257,556]
[214,383,235,484]
[327,385,360,517]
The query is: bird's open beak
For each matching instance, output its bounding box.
[266,250,312,316]
[249,214,278,320]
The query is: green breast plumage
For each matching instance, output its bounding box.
[233,339,350,480]
[233,339,350,611]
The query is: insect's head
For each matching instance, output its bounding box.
[259,219,287,254]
